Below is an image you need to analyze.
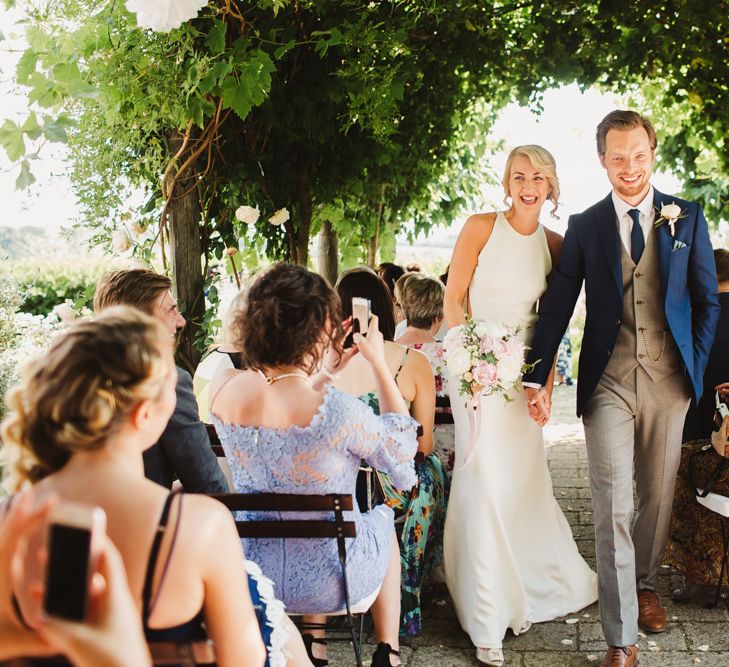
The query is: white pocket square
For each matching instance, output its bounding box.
[672,240,687,251]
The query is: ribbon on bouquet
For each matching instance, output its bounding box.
[464,397,481,462]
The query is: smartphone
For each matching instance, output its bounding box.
[352,297,371,336]
[43,501,106,622]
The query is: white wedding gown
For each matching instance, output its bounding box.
[444,212,597,649]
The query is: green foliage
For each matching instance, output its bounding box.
[4,259,107,316]
[4,0,728,353]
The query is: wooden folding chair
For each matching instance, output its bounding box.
[209,492,363,667]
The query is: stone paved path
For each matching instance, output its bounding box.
[328,384,728,666]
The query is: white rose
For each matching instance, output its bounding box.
[446,347,472,377]
[475,321,507,339]
[268,208,290,226]
[53,303,77,323]
[496,356,522,385]
[660,203,682,221]
[111,230,131,254]
[235,205,260,225]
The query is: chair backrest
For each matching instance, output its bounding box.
[209,493,356,539]
[435,394,454,424]
[205,423,225,457]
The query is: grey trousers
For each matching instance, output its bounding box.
[582,366,691,647]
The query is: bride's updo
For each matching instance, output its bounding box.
[502,145,560,218]
[1,306,172,491]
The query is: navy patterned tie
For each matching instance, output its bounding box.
[628,208,644,265]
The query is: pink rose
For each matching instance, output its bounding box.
[472,361,498,388]
[505,337,525,361]
[480,334,507,356]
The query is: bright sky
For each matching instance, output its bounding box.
[0,6,681,238]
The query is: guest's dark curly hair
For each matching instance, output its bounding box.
[232,263,343,373]
[336,268,396,341]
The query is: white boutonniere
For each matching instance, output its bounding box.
[654,202,687,237]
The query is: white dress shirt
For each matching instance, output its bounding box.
[611,186,655,257]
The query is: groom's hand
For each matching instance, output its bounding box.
[525,386,550,426]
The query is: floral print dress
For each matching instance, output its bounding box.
[360,350,449,636]
[410,341,456,477]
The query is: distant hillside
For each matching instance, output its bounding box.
[0,226,52,260]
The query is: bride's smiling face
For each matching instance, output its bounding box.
[507,155,550,213]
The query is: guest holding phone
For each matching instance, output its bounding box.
[333,267,448,637]
[208,263,418,667]
[0,307,309,666]
[0,491,152,667]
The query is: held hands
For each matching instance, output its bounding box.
[525,386,551,427]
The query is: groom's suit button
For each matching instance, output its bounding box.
[638,353,646,359]
[615,319,621,325]
[636,299,644,305]
[635,271,643,277]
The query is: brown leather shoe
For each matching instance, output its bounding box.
[601,645,638,667]
[637,589,667,633]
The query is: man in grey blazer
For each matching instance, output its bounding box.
[94,269,229,493]
[524,111,720,667]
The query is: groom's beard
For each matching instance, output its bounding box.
[613,173,651,201]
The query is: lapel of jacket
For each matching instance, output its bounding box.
[652,188,672,302]
[594,192,623,298]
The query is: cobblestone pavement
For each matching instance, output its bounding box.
[328,384,729,666]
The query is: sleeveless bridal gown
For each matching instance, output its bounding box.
[443,212,597,651]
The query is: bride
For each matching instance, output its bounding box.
[442,145,597,665]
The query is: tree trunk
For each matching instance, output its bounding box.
[318,219,339,285]
[166,130,205,373]
[294,165,312,266]
[367,190,386,268]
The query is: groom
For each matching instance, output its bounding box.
[523,110,719,667]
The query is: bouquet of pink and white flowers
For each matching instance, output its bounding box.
[443,318,538,410]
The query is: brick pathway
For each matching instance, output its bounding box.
[328,384,729,666]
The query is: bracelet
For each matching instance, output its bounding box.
[322,368,340,382]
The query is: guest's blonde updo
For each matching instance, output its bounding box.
[502,144,560,218]
[1,306,173,491]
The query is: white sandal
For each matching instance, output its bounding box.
[476,647,504,666]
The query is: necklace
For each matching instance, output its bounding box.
[258,369,313,386]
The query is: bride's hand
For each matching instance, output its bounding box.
[525,387,550,427]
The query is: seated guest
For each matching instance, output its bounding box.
[392,272,420,339]
[377,262,405,300]
[94,269,228,493]
[667,251,729,603]
[666,382,729,604]
[209,263,417,667]
[394,274,455,478]
[194,288,247,422]
[1,308,273,666]
[683,249,729,442]
[334,268,448,637]
[0,492,152,667]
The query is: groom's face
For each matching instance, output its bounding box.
[599,126,654,203]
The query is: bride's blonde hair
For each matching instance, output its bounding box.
[1,306,172,492]
[502,145,560,218]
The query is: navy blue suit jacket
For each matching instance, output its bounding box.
[524,189,720,417]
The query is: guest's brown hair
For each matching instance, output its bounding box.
[232,263,343,374]
[596,110,657,156]
[399,275,444,330]
[1,307,173,491]
[94,269,172,314]
[336,268,397,341]
[715,249,729,284]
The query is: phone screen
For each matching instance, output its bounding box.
[44,523,91,621]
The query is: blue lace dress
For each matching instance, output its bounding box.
[211,385,418,614]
